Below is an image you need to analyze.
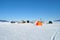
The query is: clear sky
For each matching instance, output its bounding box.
[0,0,60,21]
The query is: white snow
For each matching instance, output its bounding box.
[0,22,60,40]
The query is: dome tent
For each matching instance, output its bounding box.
[48,21,53,24]
[35,21,43,26]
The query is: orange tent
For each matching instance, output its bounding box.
[35,21,42,26]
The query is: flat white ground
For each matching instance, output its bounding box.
[0,22,60,40]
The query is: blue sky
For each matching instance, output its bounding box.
[0,0,60,21]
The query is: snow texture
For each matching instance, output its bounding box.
[0,22,60,40]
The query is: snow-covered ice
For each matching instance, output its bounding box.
[0,22,60,40]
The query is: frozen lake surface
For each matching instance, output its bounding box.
[0,23,60,40]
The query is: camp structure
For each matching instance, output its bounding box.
[48,21,53,24]
[35,21,43,26]
[10,21,16,23]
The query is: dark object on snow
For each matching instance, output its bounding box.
[48,21,53,24]
[22,20,26,23]
[11,21,16,23]
[27,20,29,23]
